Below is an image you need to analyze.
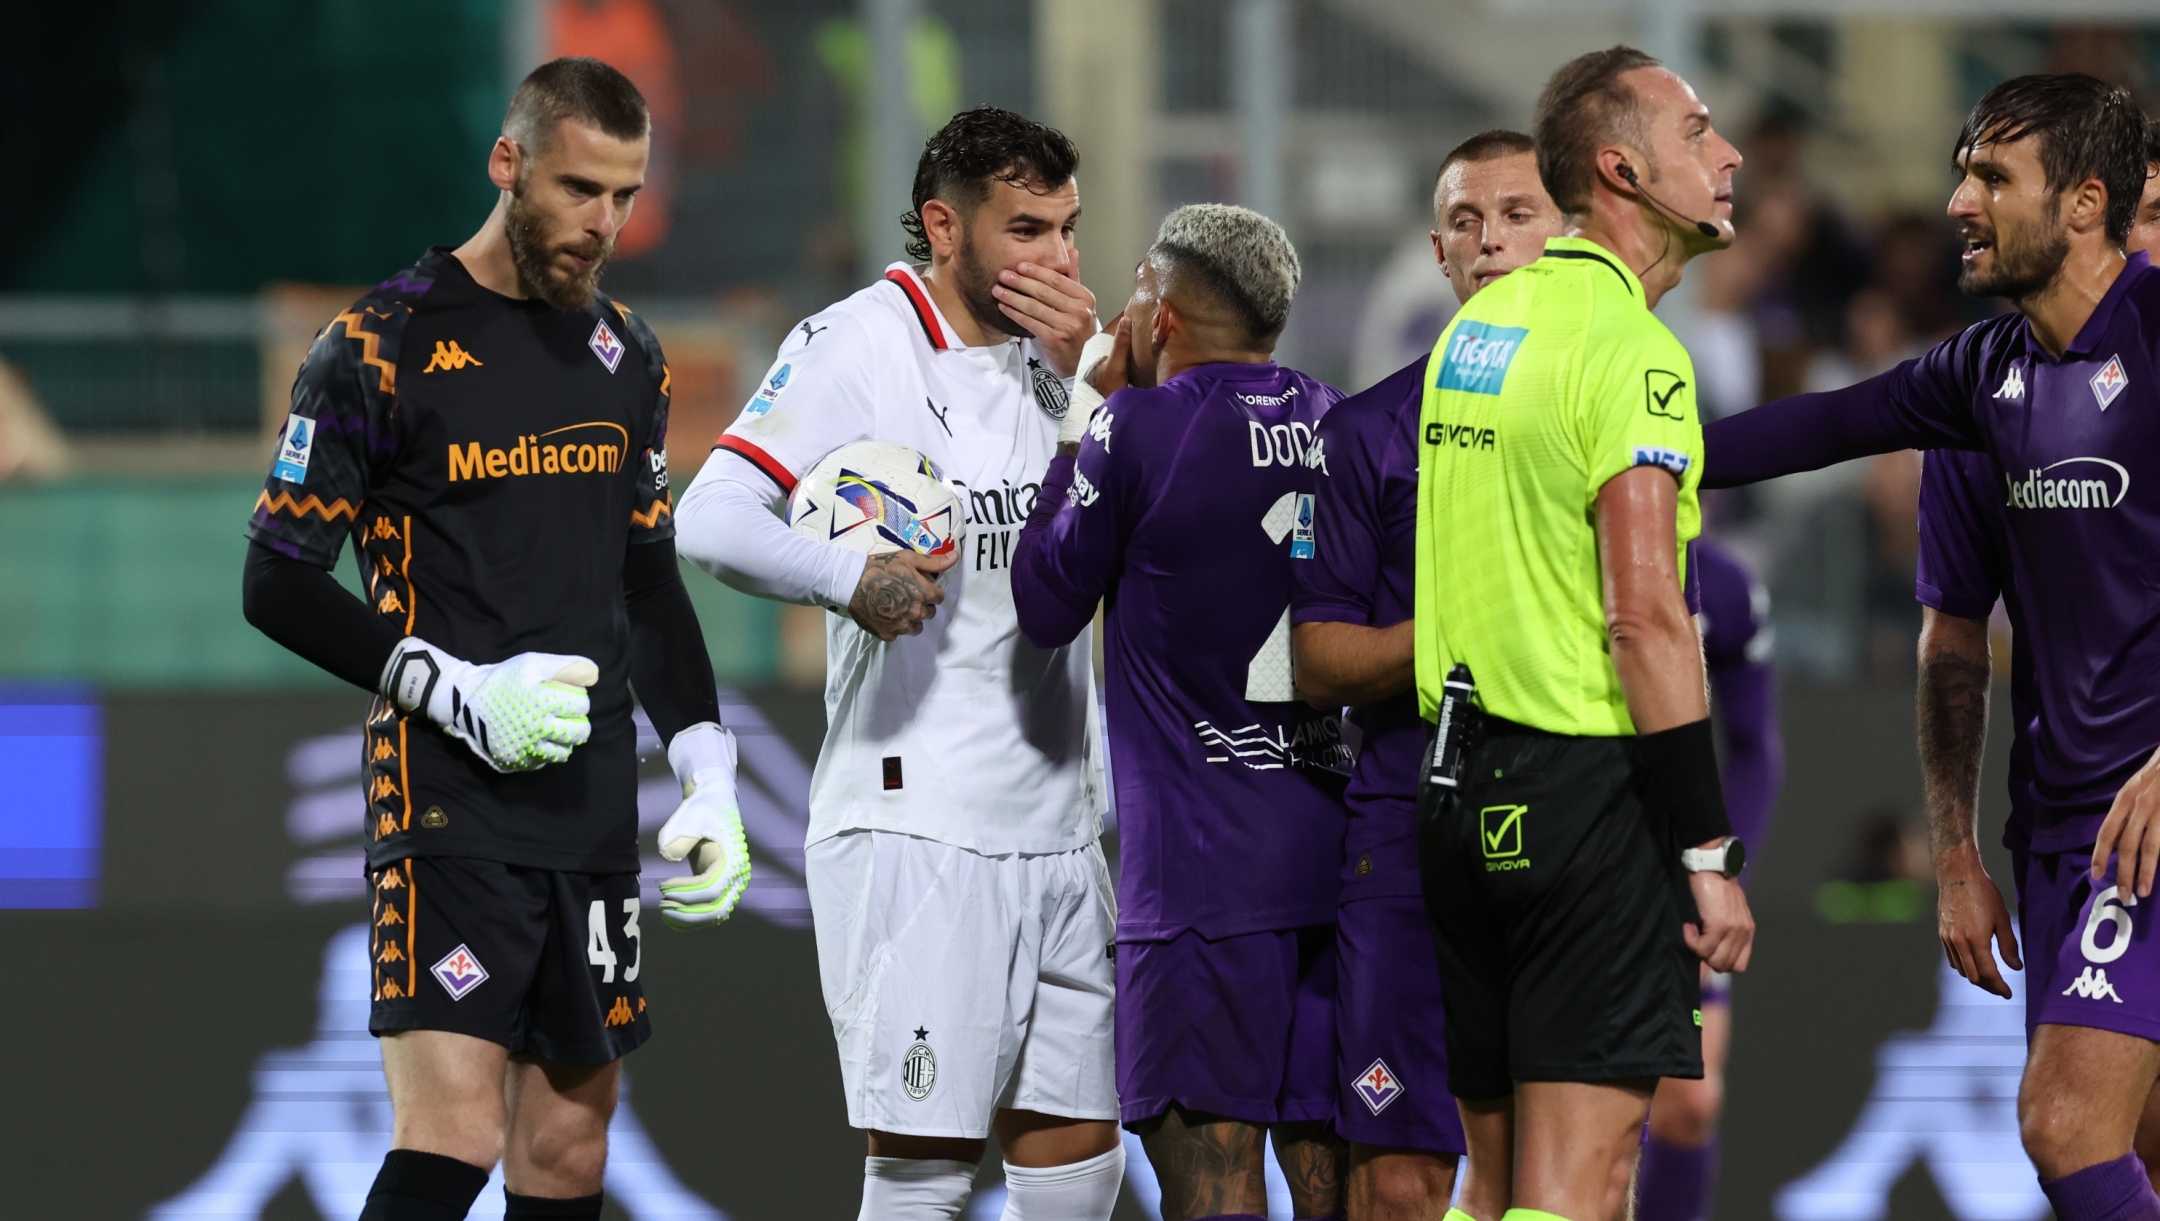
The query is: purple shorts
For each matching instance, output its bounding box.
[1334,891,1468,1155]
[1116,924,1337,1127]
[2015,847,2160,1043]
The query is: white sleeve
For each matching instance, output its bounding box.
[676,450,867,609]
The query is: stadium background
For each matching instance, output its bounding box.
[2,1,2152,1217]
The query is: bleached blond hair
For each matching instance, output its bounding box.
[1151,203,1302,344]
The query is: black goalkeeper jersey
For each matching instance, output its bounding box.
[247,248,674,873]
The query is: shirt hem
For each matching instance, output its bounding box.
[1116,906,1342,942]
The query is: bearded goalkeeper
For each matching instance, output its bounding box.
[240,58,749,1221]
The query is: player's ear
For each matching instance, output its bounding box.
[1600,145,1643,197]
[920,198,964,261]
[2066,176,2111,236]
[1153,297,1178,348]
[488,136,522,193]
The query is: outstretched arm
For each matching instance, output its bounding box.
[1920,606,2021,996]
[1703,360,1983,490]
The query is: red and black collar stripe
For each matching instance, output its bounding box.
[883,268,949,350]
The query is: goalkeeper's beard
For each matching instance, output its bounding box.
[507,185,615,310]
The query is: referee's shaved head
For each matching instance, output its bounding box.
[504,57,651,161]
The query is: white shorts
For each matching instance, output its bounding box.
[806,829,1119,1138]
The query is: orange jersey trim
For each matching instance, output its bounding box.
[255,490,359,522]
[630,497,673,529]
[326,308,399,394]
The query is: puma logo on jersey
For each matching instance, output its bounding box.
[422,341,484,373]
[799,320,828,343]
[2061,965,2124,1002]
[924,397,953,436]
[1994,364,2025,400]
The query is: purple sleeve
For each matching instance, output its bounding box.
[1915,451,2004,621]
[1712,659,1781,854]
[1702,333,1989,490]
[1011,398,1145,649]
[1291,406,1385,626]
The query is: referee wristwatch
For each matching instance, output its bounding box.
[1680,836,1747,879]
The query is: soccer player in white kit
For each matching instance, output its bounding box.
[674,107,1123,1221]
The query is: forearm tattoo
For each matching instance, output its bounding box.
[1919,640,1991,859]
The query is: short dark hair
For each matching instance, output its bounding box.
[504,57,650,158]
[902,106,1080,261]
[1533,45,1662,218]
[1956,74,2146,245]
[1435,130,1537,188]
[2147,115,2160,168]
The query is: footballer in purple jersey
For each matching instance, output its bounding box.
[1703,75,2160,1218]
[1292,128,1560,1221]
[1014,205,1352,1220]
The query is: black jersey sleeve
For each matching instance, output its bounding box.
[245,276,423,567]
[241,540,403,692]
[623,538,720,742]
[611,303,677,545]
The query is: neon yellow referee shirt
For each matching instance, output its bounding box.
[1412,235,1703,736]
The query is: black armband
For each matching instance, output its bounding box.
[1637,717,1731,847]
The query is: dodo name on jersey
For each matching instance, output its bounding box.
[447,422,631,482]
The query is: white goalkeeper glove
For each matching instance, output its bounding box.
[656,721,753,928]
[380,637,597,773]
[1058,328,1121,449]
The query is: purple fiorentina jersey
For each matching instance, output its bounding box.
[1014,362,1351,940]
[1290,358,1424,896]
[1693,538,1782,865]
[1706,253,2160,852]
[1916,449,2042,847]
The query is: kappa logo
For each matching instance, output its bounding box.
[902,1028,937,1100]
[421,340,483,373]
[1645,370,1689,420]
[1994,364,2026,400]
[1481,804,1528,871]
[1088,409,1115,451]
[2061,965,2124,1003]
[604,995,638,1027]
[2092,355,2129,410]
[431,944,489,1001]
[1353,1059,1406,1115]
[588,319,625,373]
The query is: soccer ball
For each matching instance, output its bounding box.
[787,441,967,564]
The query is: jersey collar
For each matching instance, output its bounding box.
[883,262,961,351]
[1539,236,1643,299]
[2041,248,2152,362]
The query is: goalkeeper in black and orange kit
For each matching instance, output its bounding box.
[241,58,748,1221]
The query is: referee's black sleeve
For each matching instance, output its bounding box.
[242,540,403,692]
[624,538,721,744]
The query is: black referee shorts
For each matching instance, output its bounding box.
[1419,720,1701,1101]
[367,856,651,1065]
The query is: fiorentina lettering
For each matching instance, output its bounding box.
[1249,420,1317,468]
[2002,457,2129,510]
[446,423,629,482]
[1423,421,1497,450]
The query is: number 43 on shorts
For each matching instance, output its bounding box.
[587,898,643,983]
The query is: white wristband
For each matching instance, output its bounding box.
[667,721,735,793]
[1059,330,1120,448]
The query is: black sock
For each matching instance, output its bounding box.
[357,1149,491,1221]
[503,1190,605,1219]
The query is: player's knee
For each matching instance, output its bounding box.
[1366,1155,1448,1213]
[2018,1091,2089,1178]
[511,1116,610,1192]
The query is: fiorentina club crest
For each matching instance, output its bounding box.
[1353,1058,1405,1115]
[431,944,489,1000]
[589,319,625,373]
[2092,355,2129,410]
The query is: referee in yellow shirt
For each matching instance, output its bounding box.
[1413,47,1757,1221]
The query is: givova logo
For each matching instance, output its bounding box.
[2003,456,2129,509]
[1435,321,1530,396]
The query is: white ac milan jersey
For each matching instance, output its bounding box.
[715,263,1103,855]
